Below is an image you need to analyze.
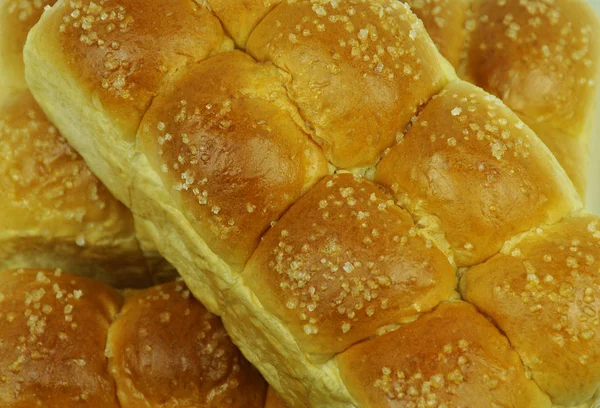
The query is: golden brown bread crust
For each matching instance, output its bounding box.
[44,0,227,140]
[107,281,267,408]
[0,90,149,287]
[264,387,289,408]
[22,0,597,406]
[463,0,600,138]
[461,0,600,197]
[338,301,552,408]
[405,0,600,197]
[462,213,600,405]
[404,0,470,67]
[375,80,581,267]
[0,270,267,407]
[0,0,56,91]
[207,0,280,47]
[246,0,448,169]
[0,268,122,408]
[244,173,456,357]
[139,51,328,270]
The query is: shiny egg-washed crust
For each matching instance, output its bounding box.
[375,80,579,267]
[0,0,176,287]
[244,173,456,358]
[246,0,451,168]
[139,50,328,270]
[406,0,600,197]
[24,0,600,406]
[338,302,553,407]
[462,213,600,405]
[0,269,122,408]
[108,281,267,408]
[0,90,150,288]
[0,269,267,408]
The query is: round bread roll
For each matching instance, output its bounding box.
[462,213,600,405]
[244,173,456,357]
[405,0,600,197]
[375,80,579,267]
[23,0,599,406]
[0,0,179,287]
[0,268,122,407]
[108,280,267,408]
[0,269,267,407]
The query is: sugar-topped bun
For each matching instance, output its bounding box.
[0,268,121,408]
[338,302,552,407]
[0,91,149,287]
[0,270,267,407]
[462,213,600,405]
[108,281,267,408]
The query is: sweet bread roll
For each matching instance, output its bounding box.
[0,269,267,407]
[0,268,122,407]
[407,0,600,197]
[108,281,267,407]
[375,80,579,267]
[23,0,598,406]
[0,91,149,287]
[0,0,177,286]
[247,0,451,169]
[462,213,600,405]
[338,301,552,407]
[244,173,456,357]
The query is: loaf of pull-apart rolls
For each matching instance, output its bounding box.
[405,0,600,197]
[0,268,267,407]
[0,0,179,286]
[22,0,600,407]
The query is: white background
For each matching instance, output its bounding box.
[588,1,600,214]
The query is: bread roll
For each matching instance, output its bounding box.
[108,281,267,407]
[23,0,598,406]
[247,0,451,168]
[338,302,552,407]
[0,268,122,407]
[462,213,600,405]
[0,269,267,407]
[0,90,150,287]
[375,80,579,267]
[407,0,600,197]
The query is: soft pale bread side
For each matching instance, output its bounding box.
[24,0,600,406]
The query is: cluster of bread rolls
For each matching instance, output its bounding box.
[0,268,271,407]
[21,0,600,407]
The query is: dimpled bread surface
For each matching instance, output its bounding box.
[23,0,600,407]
